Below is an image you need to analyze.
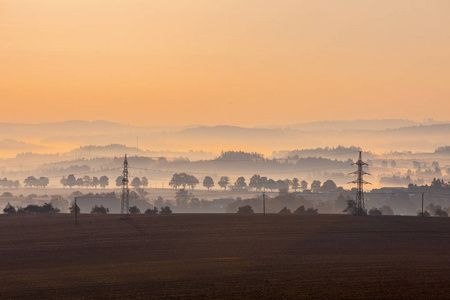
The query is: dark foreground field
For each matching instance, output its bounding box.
[0,214,449,299]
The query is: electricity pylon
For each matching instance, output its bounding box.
[121,154,130,215]
[350,151,370,215]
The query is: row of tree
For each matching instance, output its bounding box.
[168,173,339,192]
[115,176,149,188]
[61,175,109,188]
[0,178,20,189]
[3,202,59,214]
[236,205,319,214]
[23,176,49,188]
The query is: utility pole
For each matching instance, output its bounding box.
[350,151,371,215]
[263,190,266,216]
[121,154,130,215]
[421,192,424,217]
[75,197,78,225]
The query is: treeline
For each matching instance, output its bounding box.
[169,173,341,193]
[0,176,50,189]
[61,175,109,188]
[115,176,148,188]
[3,202,60,214]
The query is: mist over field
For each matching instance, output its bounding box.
[1,119,450,217]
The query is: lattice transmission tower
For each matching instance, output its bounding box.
[350,151,370,215]
[121,154,130,215]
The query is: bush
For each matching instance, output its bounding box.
[16,203,60,214]
[145,207,159,214]
[3,202,16,214]
[368,208,383,216]
[435,208,448,217]
[1,192,13,197]
[91,205,109,214]
[293,205,318,215]
[380,205,394,215]
[160,206,172,214]
[279,207,291,214]
[129,206,141,214]
[417,210,430,217]
[237,205,254,214]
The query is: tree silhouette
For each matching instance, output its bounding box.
[91,177,100,188]
[169,173,183,189]
[145,207,158,214]
[66,174,77,188]
[311,180,321,193]
[3,202,16,214]
[321,180,337,192]
[300,180,308,191]
[279,207,291,214]
[175,189,190,207]
[218,176,229,190]
[91,205,109,214]
[233,177,247,190]
[99,176,109,188]
[368,207,382,215]
[237,205,253,214]
[291,178,300,192]
[23,176,38,188]
[185,174,199,189]
[266,179,277,191]
[82,176,91,187]
[249,174,261,190]
[115,176,124,187]
[203,176,214,190]
[131,177,142,189]
[129,206,141,214]
[160,206,172,214]
[141,177,148,188]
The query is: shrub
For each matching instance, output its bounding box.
[145,207,159,214]
[16,203,59,214]
[129,206,141,214]
[237,205,254,214]
[91,205,109,214]
[368,208,383,216]
[3,202,16,214]
[293,205,318,215]
[435,208,448,217]
[417,210,430,217]
[160,206,172,214]
[279,207,291,214]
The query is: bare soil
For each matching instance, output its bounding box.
[0,213,449,299]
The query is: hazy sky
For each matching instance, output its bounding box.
[1,1,449,126]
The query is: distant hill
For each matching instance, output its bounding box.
[1,119,450,158]
[282,119,419,131]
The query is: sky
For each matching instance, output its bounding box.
[1,0,449,126]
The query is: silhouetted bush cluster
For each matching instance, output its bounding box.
[418,203,449,217]
[278,207,291,214]
[129,206,141,214]
[91,205,109,214]
[368,208,383,215]
[159,206,173,214]
[12,202,60,213]
[237,205,254,214]
[293,205,318,214]
[144,207,159,214]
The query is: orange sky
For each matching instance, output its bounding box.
[1,1,449,126]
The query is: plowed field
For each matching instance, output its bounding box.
[1,214,449,299]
